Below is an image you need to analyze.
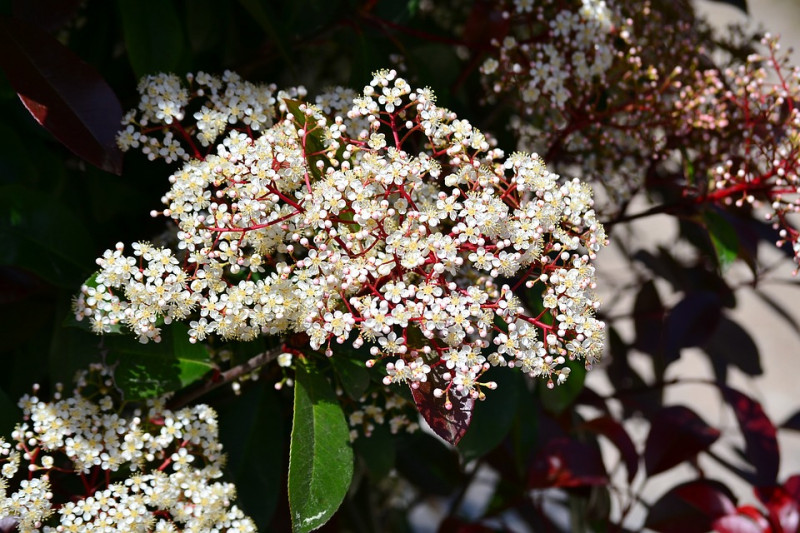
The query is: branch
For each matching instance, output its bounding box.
[168,346,284,409]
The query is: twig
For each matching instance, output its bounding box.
[168,346,284,409]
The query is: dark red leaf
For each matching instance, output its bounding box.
[12,0,82,33]
[0,17,123,174]
[410,370,474,446]
[755,485,800,532]
[646,480,736,533]
[645,405,721,476]
[784,475,800,502]
[721,386,779,486]
[528,438,608,489]
[712,513,768,533]
[581,416,639,482]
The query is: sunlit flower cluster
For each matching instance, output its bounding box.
[76,69,607,405]
[0,365,255,532]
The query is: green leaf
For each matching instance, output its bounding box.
[289,360,353,533]
[106,322,214,401]
[330,355,370,401]
[539,359,587,415]
[218,384,284,528]
[117,0,186,79]
[703,210,739,273]
[283,99,327,181]
[457,369,521,462]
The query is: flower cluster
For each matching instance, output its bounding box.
[0,365,255,532]
[478,0,800,266]
[480,0,703,210]
[75,69,606,405]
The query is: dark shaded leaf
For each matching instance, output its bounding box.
[118,0,186,79]
[396,432,464,495]
[706,0,748,14]
[528,437,608,488]
[289,361,353,533]
[721,386,779,486]
[646,479,736,533]
[664,291,722,363]
[411,367,474,446]
[632,280,665,357]
[0,184,95,288]
[0,17,122,174]
[539,359,586,415]
[106,323,214,401]
[12,0,82,33]
[353,424,395,481]
[703,316,762,382]
[218,384,284,528]
[644,405,720,476]
[330,355,370,401]
[581,416,639,483]
[458,369,521,462]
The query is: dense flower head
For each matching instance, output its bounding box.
[76,69,607,404]
[0,365,255,532]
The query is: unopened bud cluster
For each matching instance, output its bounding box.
[0,365,255,532]
[75,68,607,405]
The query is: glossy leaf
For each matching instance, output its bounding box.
[528,437,608,488]
[644,405,720,476]
[0,17,122,174]
[704,210,740,273]
[118,0,186,79]
[289,361,353,533]
[581,416,639,483]
[457,369,521,462]
[411,367,474,446]
[721,386,779,486]
[106,323,214,401]
[646,479,737,533]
